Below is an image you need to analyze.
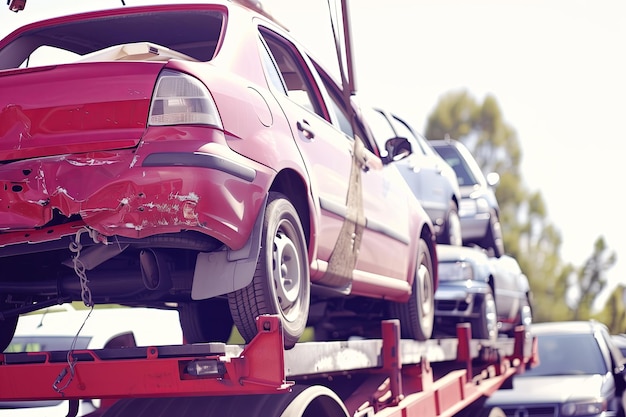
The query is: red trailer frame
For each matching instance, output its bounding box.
[0,315,534,417]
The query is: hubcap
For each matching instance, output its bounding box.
[272,225,301,318]
[417,263,432,316]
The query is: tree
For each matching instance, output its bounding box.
[595,284,626,334]
[569,236,616,320]
[424,89,573,322]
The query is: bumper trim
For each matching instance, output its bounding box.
[142,152,256,182]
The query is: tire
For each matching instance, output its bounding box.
[228,192,310,349]
[388,238,435,341]
[439,201,462,246]
[508,296,532,337]
[178,298,234,344]
[472,290,498,342]
[0,300,18,352]
[482,210,504,258]
[0,316,17,352]
[102,385,349,417]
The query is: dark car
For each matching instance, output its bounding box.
[434,245,532,341]
[430,138,504,257]
[486,321,626,417]
[363,107,462,246]
[0,2,438,350]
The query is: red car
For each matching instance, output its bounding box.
[0,1,437,349]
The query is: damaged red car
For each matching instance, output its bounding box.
[0,1,437,349]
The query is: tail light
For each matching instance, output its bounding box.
[149,70,222,129]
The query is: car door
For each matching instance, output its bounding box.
[258,27,412,296]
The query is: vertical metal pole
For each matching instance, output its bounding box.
[381,319,403,405]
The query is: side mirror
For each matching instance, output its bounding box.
[8,0,27,12]
[383,137,412,164]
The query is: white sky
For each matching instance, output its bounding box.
[1,0,625,309]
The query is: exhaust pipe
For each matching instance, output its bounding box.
[140,249,173,291]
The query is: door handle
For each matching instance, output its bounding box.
[297,120,315,140]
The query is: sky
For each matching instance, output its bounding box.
[1,0,625,309]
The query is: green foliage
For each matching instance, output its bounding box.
[425,89,617,324]
[594,285,626,333]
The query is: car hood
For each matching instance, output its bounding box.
[486,374,608,405]
[0,61,163,161]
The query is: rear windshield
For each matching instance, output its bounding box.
[433,145,479,186]
[0,9,224,70]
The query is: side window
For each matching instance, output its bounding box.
[364,108,396,156]
[390,116,424,155]
[313,63,382,154]
[260,30,323,117]
[259,35,287,94]
[318,76,353,137]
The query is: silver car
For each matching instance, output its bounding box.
[364,107,462,246]
[486,321,626,417]
[430,138,504,257]
[434,245,532,341]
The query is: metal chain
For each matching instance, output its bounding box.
[68,227,106,307]
[53,226,106,395]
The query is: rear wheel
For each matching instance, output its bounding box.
[228,192,310,349]
[388,238,434,341]
[178,298,233,344]
[0,299,18,352]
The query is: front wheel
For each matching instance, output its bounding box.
[228,192,310,349]
[388,238,435,341]
[472,290,498,342]
[178,298,234,344]
[482,210,504,258]
[439,201,462,246]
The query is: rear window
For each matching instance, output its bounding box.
[433,145,478,186]
[0,9,224,70]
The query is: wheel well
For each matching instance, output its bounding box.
[421,224,437,267]
[270,169,311,244]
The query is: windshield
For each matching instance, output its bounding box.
[523,333,608,376]
[0,9,224,70]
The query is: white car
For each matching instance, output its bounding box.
[1,304,183,416]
